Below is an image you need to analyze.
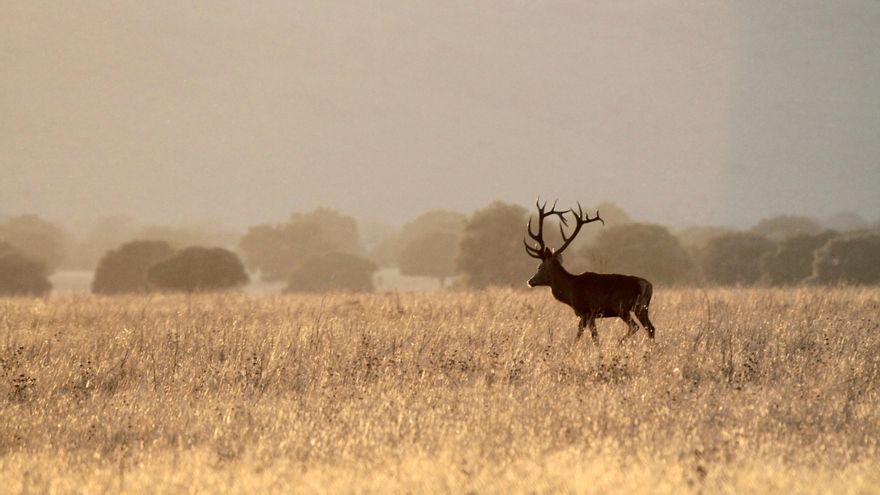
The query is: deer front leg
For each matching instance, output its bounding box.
[578,316,599,342]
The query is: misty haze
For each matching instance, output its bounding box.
[3,1,878,231]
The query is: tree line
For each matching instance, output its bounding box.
[0,203,878,296]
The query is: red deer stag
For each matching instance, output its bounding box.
[524,200,655,342]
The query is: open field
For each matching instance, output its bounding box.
[1,287,878,494]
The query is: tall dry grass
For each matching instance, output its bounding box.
[0,287,878,493]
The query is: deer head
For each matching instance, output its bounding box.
[524,200,603,287]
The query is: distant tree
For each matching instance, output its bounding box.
[369,210,466,267]
[91,240,175,294]
[751,215,822,242]
[239,223,306,281]
[824,212,868,232]
[0,242,52,296]
[457,202,531,288]
[0,241,15,257]
[760,231,838,286]
[134,223,239,250]
[398,231,460,287]
[65,219,238,270]
[286,252,377,293]
[0,214,68,272]
[66,216,136,269]
[581,223,697,285]
[809,231,880,284]
[358,218,396,254]
[293,208,359,254]
[565,202,631,251]
[592,202,632,226]
[147,247,249,292]
[240,208,360,281]
[699,232,775,285]
[676,226,735,251]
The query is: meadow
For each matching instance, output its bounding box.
[1,287,878,494]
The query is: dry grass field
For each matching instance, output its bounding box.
[1,287,878,494]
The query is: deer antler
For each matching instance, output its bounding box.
[524,199,568,259]
[554,202,604,255]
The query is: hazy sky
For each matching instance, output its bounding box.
[2,1,878,229]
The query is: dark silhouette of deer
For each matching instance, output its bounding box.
[524,200,655,342]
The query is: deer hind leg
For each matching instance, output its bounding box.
[619,312,641,343]
[588,319,598,341]
[636,307,656,339]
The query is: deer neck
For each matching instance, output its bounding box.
[548,262,576,305]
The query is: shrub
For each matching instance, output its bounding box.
[147,247,249,292]
[286,252,377,293]
[91,240,175,294]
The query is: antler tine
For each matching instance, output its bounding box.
[526,198,566,259]
[523,238,543,259]
[526,215,540,242]
[526,198,583,259]
[545,199,569,224]
[525,206,546,259]
[556,201,569,227]
[535,197,553,213]
[555,203,604,255]
[572,202,604,225]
